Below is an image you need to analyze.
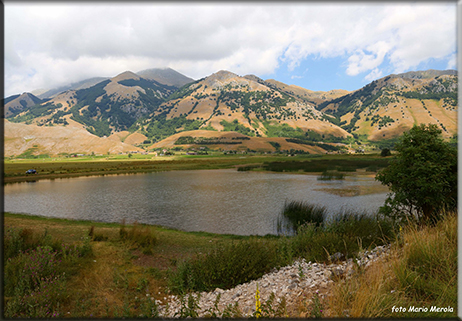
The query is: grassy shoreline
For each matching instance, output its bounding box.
[4,153,389,184]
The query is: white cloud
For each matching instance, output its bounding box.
[346,41,392,76]
[446,53,457,70]
[365,68,383,82]
[4,2,457,97]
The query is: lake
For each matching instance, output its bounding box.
[4,169,389,235]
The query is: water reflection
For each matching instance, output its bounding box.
[4,170,388,235]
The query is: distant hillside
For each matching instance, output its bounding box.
[4,120,142,157]
[7,71,178,137]
[317,70,457,140]
[263,78,350,106]
[392,69,457,80]
[29,67,194,99]
[150,129,336,154]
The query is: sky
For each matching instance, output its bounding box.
[4,1,458,98]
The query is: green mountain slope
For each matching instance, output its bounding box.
[316,70,457,140]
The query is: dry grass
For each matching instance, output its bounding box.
[325,211,457,318]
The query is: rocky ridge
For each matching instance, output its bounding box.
[153,244,391,318]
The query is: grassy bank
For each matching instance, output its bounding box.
[4,153,388,184]
[3,154,293,183]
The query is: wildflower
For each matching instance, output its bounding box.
[255,283,262,318]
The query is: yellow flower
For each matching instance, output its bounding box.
[255,283,262,318]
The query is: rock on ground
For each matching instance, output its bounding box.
[154,245,391,318]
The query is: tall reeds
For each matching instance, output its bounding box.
[278,201,395,262]
[276,200,327,235]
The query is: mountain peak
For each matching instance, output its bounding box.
[111,71,141,83]
[136,67,194,87]
[391,69,457,80]
[4,92,43,117]
[209,70,239,80]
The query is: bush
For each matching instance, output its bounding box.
[380,148,391,157]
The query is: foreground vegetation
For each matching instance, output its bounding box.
[4,209,456,318]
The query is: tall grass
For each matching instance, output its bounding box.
[4,227,62,259]
[290,213,393,263]
[168,238,284,293]
[393,211,457,308]
[169,204,395,294]
[119,220,157,254]
[276,201,395,262]
[326,211,457,318]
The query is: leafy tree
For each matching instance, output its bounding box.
[380,148,391,157]
[376,124,457,224]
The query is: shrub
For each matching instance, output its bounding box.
[380,148,391,157]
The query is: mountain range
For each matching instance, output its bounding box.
[3,68,457,156]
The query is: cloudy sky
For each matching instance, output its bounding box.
[4,2,457,98]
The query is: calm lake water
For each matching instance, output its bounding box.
[4,169,388,235]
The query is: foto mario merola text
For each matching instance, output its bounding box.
[392,306,453,313]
